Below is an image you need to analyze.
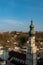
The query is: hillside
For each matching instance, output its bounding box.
[0,31,43,47]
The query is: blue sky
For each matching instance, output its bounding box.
[0,0,43,32]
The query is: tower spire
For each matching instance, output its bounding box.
[29,20,35,36]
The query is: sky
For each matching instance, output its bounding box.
[0,0,43,32]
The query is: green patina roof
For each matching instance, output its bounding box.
[29,20,35,36]
[30,20,34,28]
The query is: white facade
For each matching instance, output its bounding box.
[26,36,37,65]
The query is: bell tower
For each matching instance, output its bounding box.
[26,20,37,65]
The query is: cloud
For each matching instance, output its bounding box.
[0,19,29,32]
[0,18,42,32]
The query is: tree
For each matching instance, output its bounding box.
[37,58,43,65]
[17,34,27,46]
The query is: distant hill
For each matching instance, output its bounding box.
[0,31,43,47]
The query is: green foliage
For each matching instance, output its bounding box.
[37,58,43,65]
[17,34,27,46]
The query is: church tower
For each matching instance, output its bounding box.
[26,20,37,65]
